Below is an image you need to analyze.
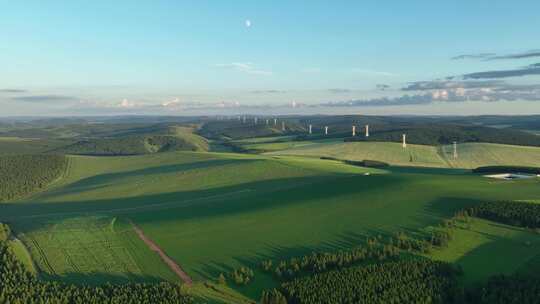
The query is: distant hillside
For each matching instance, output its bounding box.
[201,116,540,147]
[199,119,305,140]
[0,137,73,155]
[269,141,540,169]
[343,124,540,147]
[55,126,208,156]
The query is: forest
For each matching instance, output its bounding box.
[0,155,67,202]
[467,201,540,228]
[280,260,462,304]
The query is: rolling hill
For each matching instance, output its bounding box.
[1,151,539,301]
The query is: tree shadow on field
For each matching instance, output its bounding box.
[192,228,395,280]
[37,158,251,200]
[2,172,407,232]
[422,196,486,219]
[389,166,470,176]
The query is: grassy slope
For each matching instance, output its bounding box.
[440,142,540,169]
[7,238,37,274]
[4,153,539,274]
[169,126,209,152]
[16,216,178,284]
[2,151,539,303]
[268,141,540,169]
[238,138,342,153]
[269,141,447,167]
[429,218,540,285]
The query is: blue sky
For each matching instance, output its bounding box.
[1,0,540,115]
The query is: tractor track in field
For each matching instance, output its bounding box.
[130,221,193,285]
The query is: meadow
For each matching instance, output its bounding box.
[1,150,539,302]
[266,140,540,169]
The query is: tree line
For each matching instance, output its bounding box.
[279,260,462,304]
[0,155,67,202]
[467,201,540,228]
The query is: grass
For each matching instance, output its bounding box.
[428,218,540,285]
[440,142,540,169]
[269,141,448,167]
[240,138,341,153]
[267,141,540,169]
[169,126,209,152]
[14,216,177,284]
[2,150,539,302]
[7,238,37,274]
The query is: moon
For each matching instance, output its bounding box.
[245,19,251,28]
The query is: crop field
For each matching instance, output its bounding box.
[14,216,177,284]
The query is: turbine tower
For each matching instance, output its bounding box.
[274,118,277,125]
[365,125,369,137]
[402,134,407,148]
[453,141,458,159]
[352,125,356,136]
[309,124,312,134]
[282,121,286,131]
[325,126,328,135]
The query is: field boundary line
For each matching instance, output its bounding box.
[130,220,193,285]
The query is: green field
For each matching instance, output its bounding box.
[428,218,540,285]
[440,142,540,168]
[266,141,540,169]
[2,150,539,299]
[15,216,177,285]
[268,141,448,167]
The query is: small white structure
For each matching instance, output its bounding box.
[266,119,269,125]
[325,126,328,135]
[254,117,258,124]
[453,141,458,159]
[309,124,312,134]
[352,125,356,136]
[485,173,536,180]
[402,134,407,148]
[365,125,370,137]
[282,121,286,131]
[274,118,277,125]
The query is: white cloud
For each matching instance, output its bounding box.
[214,62,272,75]
[162,97,181,108]
[119,98,136,108]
